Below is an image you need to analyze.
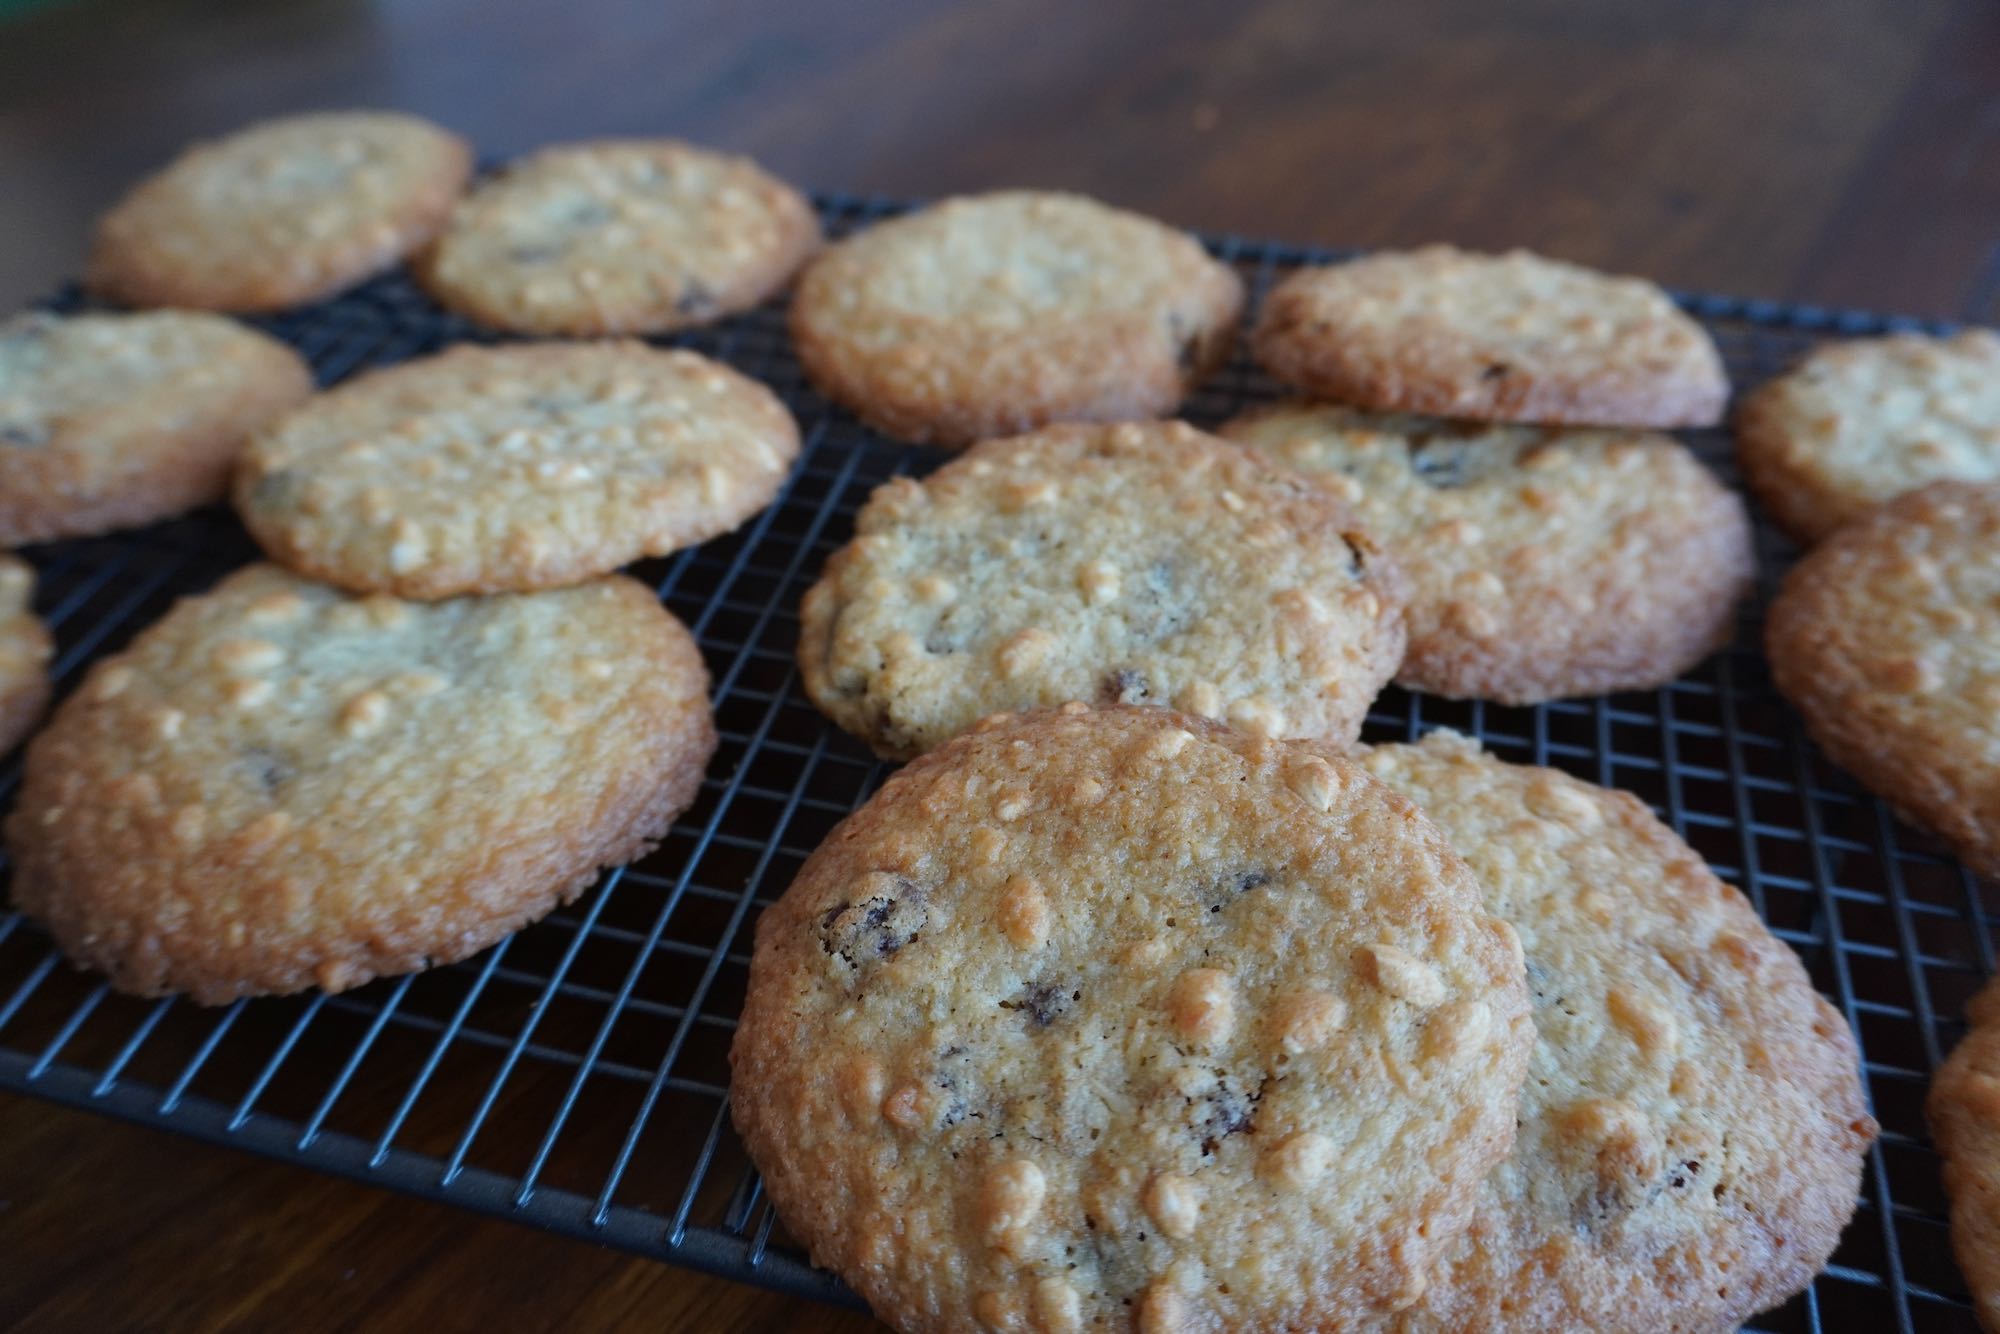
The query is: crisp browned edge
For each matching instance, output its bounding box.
[4,577,718,1004]
[1765,482,2000,879]
[1251,262,1730,430]
[793,424,1410,758]
[85,120,475,313]
[730,705,1533,1331]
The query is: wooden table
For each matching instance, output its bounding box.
[2,0,1998,1328]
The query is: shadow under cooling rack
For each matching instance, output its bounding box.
[0,193,1992,1333]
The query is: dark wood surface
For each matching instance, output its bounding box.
[2,0,1998,1328]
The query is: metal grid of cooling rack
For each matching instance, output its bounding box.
[0,192,1993,1331]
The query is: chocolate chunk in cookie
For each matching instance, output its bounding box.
[798,420,1407,758]
[417,139,819,336]
[732,706,1532,1331]
[1224,402,1752,703]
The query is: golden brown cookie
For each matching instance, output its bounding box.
[1365,732,1876,1333]
[416,139,820,336]
[731,705,1533,1332]
[0,310,313,545]
[1254,247,1729,428]
[1930,974,2000,1332]
[1737,329,2000,545]
[5,565,714,1003]
[1222,402,1753,703]
[790,191,1243,446]
[798,420,1408,759]
[236,341,798,598]
[1766,480,2000,877]
[88,110,472,312]
[0,557,52,755]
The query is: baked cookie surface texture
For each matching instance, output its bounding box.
[0,556,52,755]
[1224,402,1752,703]
[732,706,1533,1332]
[0,310,313,544]
[6,566,716,1003]
[418,139,820,336]
[1930,974,2000,1333]
[88,110,472,311]
[798,420,1408,759]
[236,341,798,598]
[1766,480,2000,877]
[1254,246,1728,428]
[790,191,1244,445]
[1366,732,1875,1334]
[1737,329,2000,544]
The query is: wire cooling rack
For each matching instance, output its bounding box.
[1,193,1993,1332]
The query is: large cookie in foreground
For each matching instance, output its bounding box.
[1365,732,1875,1334]
[732,706,1533,1332]
[1766,480,2000,877]
[6,566,715,1003]
[88,110,472,312]
[798,420,1408,759]
[790,191,1243,446]
[1254,246,1728,428]
[1223,402,1752,704]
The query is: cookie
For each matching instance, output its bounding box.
[1929,974,2000,1332]
[1766,480,2000,877]
[0,557,53,755]
[790,191,1244,446]
[1254,246,1729,428]
[1736,329,2000,545]
[731,705,1533,1331]
[415,139,820,336]
[798,420,1408,760]
[0,310,314,545]
[1221,403,1753,704]
[5,565,714,1003]
[236,341,798,598]
[1363,732,1876,1333]
[88,110,472,312]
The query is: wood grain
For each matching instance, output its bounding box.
[2,0,1998,1328]
[0,1091,879,1333]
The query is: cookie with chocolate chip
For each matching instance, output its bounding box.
[790,191,1244,446]
[88,110,472,312]
[415,139,820,336]
[798,420,1408,759]
[0,556,52,754]
[1254,247,1728,428]
[0,310,313,545]
[731,706,1533,1332]
[5,565,714,1003]
[1363,731,1875,1333]
[1737,329,2000,545]
[236,341,798,598]
[1928,973,2000,1333]
[1766,480,2000,877]
[1222,403,1753,703]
